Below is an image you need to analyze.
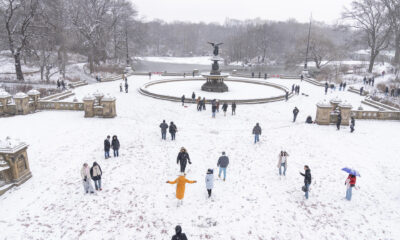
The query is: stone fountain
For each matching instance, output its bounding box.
[201,42,229,92]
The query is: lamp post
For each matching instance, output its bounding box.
[303,14,312,75]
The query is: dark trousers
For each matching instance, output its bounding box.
[180,163,187,173]
[207,189,212,197]
[113,149,119,157]
[171,132,176,140]
[105,151,110,159]
[293,114,298,122]
[337,123,341,130]
[232,109,236,115]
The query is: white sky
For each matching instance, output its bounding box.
[131,0,352,24]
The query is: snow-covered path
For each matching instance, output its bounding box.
[0,75,399,239]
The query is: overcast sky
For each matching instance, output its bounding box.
[131,0,352,24]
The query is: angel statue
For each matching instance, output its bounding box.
[207,42,223,56]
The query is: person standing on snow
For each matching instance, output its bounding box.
[350,117,355,133]
[293,107,299,122]
[285,91,289,101]
[81,163,95,194]
[345,174,357,201]
[211,101,217,118]
[202,97,206,110]
[336,113,342,130]
[90,162,103,191]
[120,83,123,92]
[252,123,262,144]
[169,121,177,140]
[166,173,196,205]
[222,102,228,116]
[111,135,120,157]
[300,165,312,199]
[160,120,169,140]
[171,225,188,240]
[217,151,229,181]
[205,169,214,198]
[232,102,236,115]
[181,95,185,106]
[177,147,191,173]
[277,151,289,176]
[125,82,128,93]
[216,100,220,112]
[192,92,196,102]
[104,135,111,159]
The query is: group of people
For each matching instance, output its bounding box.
[251,72,268,79]
[192,94,236,116]
[291,84,301,95]
[104,135,120,158]
[160,120,178,140]
[56,79,66,90]
[81,162,103,193]
[120,75,129,93]
[363,76,375,86]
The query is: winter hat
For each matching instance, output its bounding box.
[175,225,182,234]
[207,169,213,174]
[222,151,225,155]
[107,135,110,139]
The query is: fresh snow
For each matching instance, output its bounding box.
[137,56,214,65]
[0,75,399,239]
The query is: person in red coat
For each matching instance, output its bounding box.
[345,174,357,201]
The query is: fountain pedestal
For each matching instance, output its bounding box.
[201,56,229,92]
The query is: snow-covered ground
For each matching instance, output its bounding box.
[0,75,399,239]
[137,56,213,65]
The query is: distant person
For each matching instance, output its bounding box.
[252,72,254,78]
[57,79,61,89]
[169,121,177,140]
[211,101,217,118]
[343,82,347,90]
[171,225,188,240]
[61,80,66,90]
[277,151,289,176]
[216,100,220,112]
[202,97,206,110]
[148,72,152,79]
[232,102,236,115]
[160,120,168,140]
[336,113,342,130]
[293,107,299,122]
[300,74,304,81]
[120,83,123,92]
[350,117,355,133]
[217,151,229,181]
[192,92,195,102]
[125,82,128,93]
[252,123,262,144]
[264,73,267,79]
[90,162,102,191]
[285,91,289,101]
[360,87,364,96]
[183,72,186,78]
[181,95,185,106]
[305,116,313,124]
[345,174,357,201]
[205,169,214,198]
[222,102,228,116]
[300,165,311,199]
[111,135,120,157]
[81,163,95,194]
[197,97,202,111]
[258,72,261,78]
[177,147,191,173]
[104,135,111,159]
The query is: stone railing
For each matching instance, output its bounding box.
[351,110,400,120]
[37,101,84,111]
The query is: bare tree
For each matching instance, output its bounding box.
[343,0,392,73]
[0,0,38,81]
[383,0,400,67]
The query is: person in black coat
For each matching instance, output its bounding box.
[300,165,311,199]
[231,102,236,115]
[181,95,185,106]
[171,225,188,240]
[360,87,364,96]
[222,102,228,116]
[211,102,217,118]
[125,82,128,93]
[191,92,195,102]
[350,117,355,133]
[104,135,111,159]
[160,120,168,140]
[285,91,289,101]
[252,123,262,144]
[169,121,177,140]
[177,147,191,173]
[111,135,120,157]
[293,107,299,122]
[336,113,342,130]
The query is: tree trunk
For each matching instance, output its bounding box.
[394,32,400,67]
[368,50,378,73]
[40,66,44,81]
[14,52,24,81]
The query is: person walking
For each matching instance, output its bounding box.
[232,102,236,115]
[293,107,299,122]
[104,135,111,159]
[125,82,128,93]
[90,162,103,191]
[166,173,196,206]
[300,74,304,81]
[160,120,168,140]
[217,151,229,181]
[216,100,220,112]
[197,97,202,111]
[57,79,61,89]
[205,169,214,198]
[252,123,262,144]
[211,101,217,118]
[350,117,355,133]
[177,147,191,173]
[111,135,120,157]
[300,165,312,199]
[343,82,347,90]
[222,102,228,116]
[169,121,177,140]
[285,91,289,101]
[81,163,95,194]
[171,225,188,240]
[360,87,364,96]
[120,83,123,92]
[345,174,357,201]
[277,151,289,176]
[336,113,342,130]
[181,95,185,106]
[192,92,196,102]
[202,97,206,110]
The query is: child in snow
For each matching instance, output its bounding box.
[205,169,214,198]
[166,173,196,206]
[81,163,95,194]
[345,174,357,201]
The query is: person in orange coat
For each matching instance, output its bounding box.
[167,174,196,205]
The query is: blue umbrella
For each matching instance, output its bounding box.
[342,167,361,177]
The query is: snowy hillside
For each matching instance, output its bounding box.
[0,75,399,239]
